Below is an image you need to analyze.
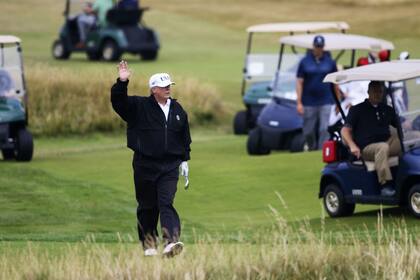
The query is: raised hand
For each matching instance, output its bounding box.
[118,60,131,81]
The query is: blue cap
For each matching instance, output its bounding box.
[313,35,325,47]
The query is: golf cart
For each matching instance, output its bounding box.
[233,22,349,135]
[0,35,33,161]
[320,60,420,218]
[247,33,394,155]
[52,0,160,61]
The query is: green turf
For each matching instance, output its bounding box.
[1,132,418,244]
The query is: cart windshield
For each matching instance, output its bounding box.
[0,43,25,102]
[271,53,303,100]
[245,53,279,82]
[396,78,420,151]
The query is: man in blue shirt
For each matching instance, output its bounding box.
[296,35,339,150]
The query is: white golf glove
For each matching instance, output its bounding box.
[180,161,189,189]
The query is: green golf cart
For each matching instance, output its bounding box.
[0,35,33,161]
[52,0,160,61]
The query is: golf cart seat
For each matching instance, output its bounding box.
[354,156,399,171]
[106,8,144,26]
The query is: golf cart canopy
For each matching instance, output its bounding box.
[324,60,420,84]
[246,22,349,33]
[279,33,394,51]
[0,35,21,44]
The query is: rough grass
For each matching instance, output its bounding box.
[1,214,419,280]
[26,63,227,135]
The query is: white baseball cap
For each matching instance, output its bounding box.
[149,73,175,88]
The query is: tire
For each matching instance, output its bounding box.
[87,50,101,61]
[247,127,270,155]
[140,50,158,61]
[233,111,248,135]
[407,184,420,218]
[290,132,305,153]
[52,40,71,60]
[101,40,121,61]
[323,184,355,218]
[2,148,15,160]
[15,128,33,162]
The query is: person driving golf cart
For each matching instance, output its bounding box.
[0,69,15,98]
[76,2,96,48]
[320,60,420,218]
[52,0,159,61]
[341,81,401,197]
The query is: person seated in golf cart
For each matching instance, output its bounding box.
[341,81,401,196]
[0,69,15,98]
[76,2,96,48]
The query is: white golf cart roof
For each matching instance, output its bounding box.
[247,22,349,33]
[279,33,394,51]
[0,35,21,44]
[324,60,420,84]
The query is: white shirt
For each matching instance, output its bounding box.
[158,98,171,121]
[329,81,369,126]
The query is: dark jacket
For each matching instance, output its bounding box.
[111,79,191,161]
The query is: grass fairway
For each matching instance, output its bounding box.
[1,132,419,244]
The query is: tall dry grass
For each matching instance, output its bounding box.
[1,210,419,280]
[26,63,227,136]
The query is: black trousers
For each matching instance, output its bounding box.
[132,153,181,249]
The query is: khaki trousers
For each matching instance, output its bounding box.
[362,130,401,185]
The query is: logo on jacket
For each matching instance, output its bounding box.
[176,114,180,121]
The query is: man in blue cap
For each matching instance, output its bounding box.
[296,35,340,150]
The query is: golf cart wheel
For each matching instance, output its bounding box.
[323,184,355,218]
[15,128,33,162]
[290,132,305,153]
[2,148,15,160]
[140,50,158,61]
[233,110,248,135]
[408,184,420,218]
[101,40,121,62]
[87,50,101,61]
[52,40,70,59]
[247,127,270,155]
